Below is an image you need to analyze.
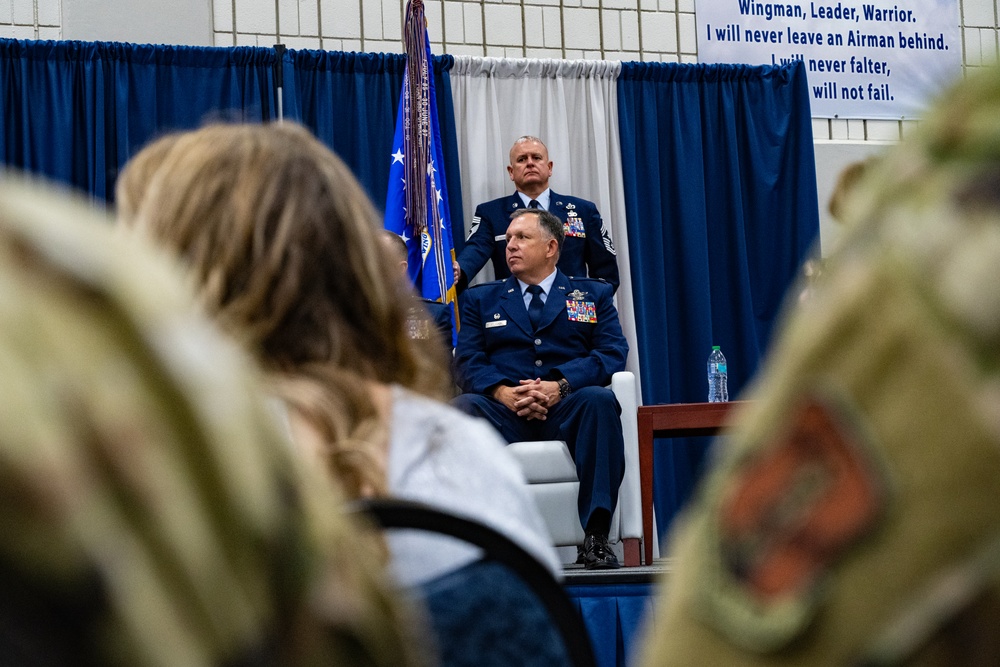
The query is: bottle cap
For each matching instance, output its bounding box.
[712,345,721,350]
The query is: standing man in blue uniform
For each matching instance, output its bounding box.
[452,208,628,569]
[453,136,620,293]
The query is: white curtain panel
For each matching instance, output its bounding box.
[449,57,642,383]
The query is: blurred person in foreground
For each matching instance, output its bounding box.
[638,66,1000,666]
[0,177,420,666]
[117,123,567,666]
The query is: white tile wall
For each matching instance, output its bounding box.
[383,0,402,39]
[236,0,276,34]
[966,26,983,64]
[524,5,545,47]
[298,0,318,35]
[602,10,621,52]
[444,1,465,44]
[640,11,677,54]
[465,3,484,47]
[11,0,34,25]
[677,11,696,53]
[283,35,318,49]
[8,24,36,38]
[621,11,640,52]
[811,119,830,140]
[319,0,360,39]
[362,0,383,40]
[984,28,1000,63]
[484,3,522,48]
[526,46,563,59]
[542,6,562,50]
[449,43,485,56]
[214,1,234,33]
[964,0,997,26]
[563,7,601,51]
[278,0,298,36]
[866,120,901,142]
[36,0,58,26]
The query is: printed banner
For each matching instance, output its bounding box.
[696,0,962,119]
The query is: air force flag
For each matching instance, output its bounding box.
[384,0,457,345]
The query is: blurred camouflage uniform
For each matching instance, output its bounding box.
[0,179,426,666]
[639,66,1000,666]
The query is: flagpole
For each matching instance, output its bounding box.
[384,0,459,343]
[273,43,286,123]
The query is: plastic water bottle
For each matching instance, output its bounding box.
[708,346,728,403]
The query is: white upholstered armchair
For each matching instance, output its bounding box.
[506,371,642,567]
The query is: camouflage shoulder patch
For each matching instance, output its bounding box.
[697,390,890,652]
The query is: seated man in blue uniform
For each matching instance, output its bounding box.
[452,208,628,569]
[453,136,620,293]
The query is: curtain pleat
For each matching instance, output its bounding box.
[0,39,274,201]
[566,583,655,667]
[617,60,820,542]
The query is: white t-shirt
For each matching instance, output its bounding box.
[386,385,562,587]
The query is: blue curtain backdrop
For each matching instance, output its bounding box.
[0,39,274,201]
[283,49,465,251]
[0,39,464,249]
[617,61,820,541]
[566,583,654,667]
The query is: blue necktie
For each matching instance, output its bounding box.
[528,199,540,209]
[527,284,544,330]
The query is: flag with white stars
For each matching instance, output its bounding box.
[384,0,457,345]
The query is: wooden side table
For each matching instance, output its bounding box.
[637,401,747,565]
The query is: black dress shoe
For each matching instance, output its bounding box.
[581,534,621,570]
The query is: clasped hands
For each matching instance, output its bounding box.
[492,378,561,420]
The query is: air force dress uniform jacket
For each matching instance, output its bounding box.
[458,192,620,293]
[454,272,627,394]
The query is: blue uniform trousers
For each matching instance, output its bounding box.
[453,386,625,531]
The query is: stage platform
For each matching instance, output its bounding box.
[563,560,668,585]
[562,560,671,667]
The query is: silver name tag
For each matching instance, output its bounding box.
[494,234,507,242]
[485,320,507,328]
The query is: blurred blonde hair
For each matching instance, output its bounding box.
[0,177,423,666]
[117,122,450,498]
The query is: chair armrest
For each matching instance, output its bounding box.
[610,371,641,540]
